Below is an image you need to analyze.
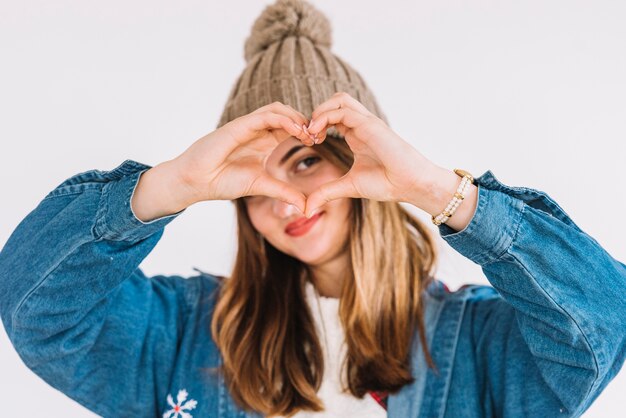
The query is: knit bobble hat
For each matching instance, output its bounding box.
[216,0,388,141]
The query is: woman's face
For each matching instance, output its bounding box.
[244,137,352,266]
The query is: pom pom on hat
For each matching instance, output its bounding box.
[244,0,332,62]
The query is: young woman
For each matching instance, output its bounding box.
[1,0,624,417]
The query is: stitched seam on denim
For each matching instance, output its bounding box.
[43,184,104,200]
[419,298,465,417]
[437,299,467,418]
[426,297,445,349]
[440,184,526,265]
[475,198,525,265]
[506,250,599,413]
[10,190,99,330]
[93,180,113,240]
[175,276,195,321]
[10,241,86,333]
[518,204,607,382]
[480,171,582,233]
[495,201,525,260]
[116,170,142,242]
[93,171,142,242]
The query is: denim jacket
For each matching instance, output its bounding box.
[0,159,624,418]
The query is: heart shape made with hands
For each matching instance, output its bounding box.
[261,92,432,219]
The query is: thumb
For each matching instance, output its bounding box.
[253,174,307,215]
[305,175,357,218]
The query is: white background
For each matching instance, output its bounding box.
[1,0,624,416]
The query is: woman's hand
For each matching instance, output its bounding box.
[302,92,439,217]
[169,102,315,214]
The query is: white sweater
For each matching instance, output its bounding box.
[281,281,387,418]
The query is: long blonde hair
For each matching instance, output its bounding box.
[211,135,438,416]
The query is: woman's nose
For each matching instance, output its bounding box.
[272,198,301,218]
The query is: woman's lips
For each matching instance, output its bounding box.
[285,212,324,236]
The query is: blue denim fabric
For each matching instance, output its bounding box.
[1,159,624,418]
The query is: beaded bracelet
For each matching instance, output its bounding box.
[431,169,475,226]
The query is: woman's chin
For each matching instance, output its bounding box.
[282,242,326,264]
[277,236,332,266]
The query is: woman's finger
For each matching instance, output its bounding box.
[248,102,316,145]
[310,91,372,121]
[251,101,310,128]
[305,173,358,218]
[249,172,307,215]
[306,107,368,137]
[243,111,309,143]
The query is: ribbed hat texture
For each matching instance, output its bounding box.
[217,0,388,140]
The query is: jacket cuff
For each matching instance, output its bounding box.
[93,160,185,242]
[437,170,526,265]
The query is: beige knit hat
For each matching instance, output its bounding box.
[216,0,388,141]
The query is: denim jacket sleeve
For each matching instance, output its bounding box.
[0,159,191,417]
[437,170,626,417]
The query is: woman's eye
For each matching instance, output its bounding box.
[294,156,321,172]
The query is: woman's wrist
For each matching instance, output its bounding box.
[131,159,197,222]
[409,164,479,232]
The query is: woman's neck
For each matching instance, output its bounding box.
[308,252,350,298]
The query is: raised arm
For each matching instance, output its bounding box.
[0,104,320,416]
[0,159,194,416]
[428,169,626,417]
